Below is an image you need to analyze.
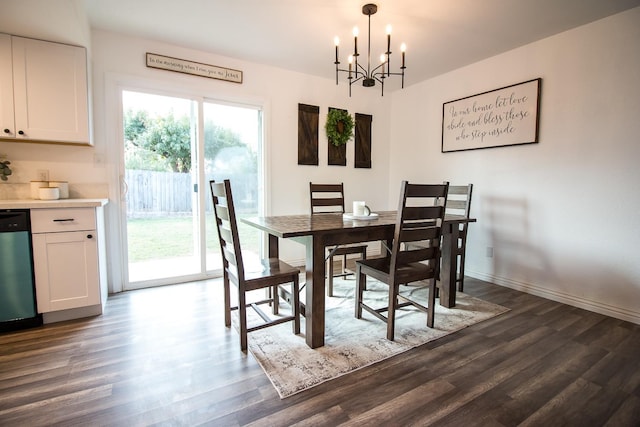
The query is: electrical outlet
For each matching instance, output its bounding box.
[37,169,49,181]
[486,247,494,258]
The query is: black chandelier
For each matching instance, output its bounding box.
[334,3,406,96]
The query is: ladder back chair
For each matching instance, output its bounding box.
[309,182,368,297]
[210,179,300,352]
[355,181,448,341]
[441,184,473,291]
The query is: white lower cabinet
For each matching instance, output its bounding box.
[31,207,106,321]
[32,231,99,312]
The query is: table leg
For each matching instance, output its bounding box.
[305,235,326,348]
[268,234,279,258]
[440,223,459,308]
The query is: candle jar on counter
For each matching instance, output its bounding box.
[30,181,48,199]
[49,181,69,199]
[38,187,60,200]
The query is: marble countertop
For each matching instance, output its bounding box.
[0,198,109,209]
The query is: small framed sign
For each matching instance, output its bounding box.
[146,52,243,84]
[442,78,541,152]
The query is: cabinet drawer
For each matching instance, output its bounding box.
[31,208,96,233]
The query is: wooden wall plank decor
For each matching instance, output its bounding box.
[355,113,372,169]
[327,107,347,166]
[298,104,319,166]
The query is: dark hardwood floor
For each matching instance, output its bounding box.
[1,277,639,426]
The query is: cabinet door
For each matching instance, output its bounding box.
[11,36,89,144]
[33,231,100,312]
[0,34,15,138]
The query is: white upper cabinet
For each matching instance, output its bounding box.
[0,34,90,145]
[0,34,15,139]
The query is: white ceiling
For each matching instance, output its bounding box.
[84,0,640,91]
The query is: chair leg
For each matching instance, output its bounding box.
[458,252,465,292]
[223,275,231,327]
[387,283,398,341]
[427,278,436,328]
[360,248,367,290]
[238,290,248,352]
[327,255,335,297]
[272,285,279,315]
[292,275,301,334]
[355,264,365,318]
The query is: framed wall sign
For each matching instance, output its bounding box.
[146,53,243,84]
[442,78,541,153]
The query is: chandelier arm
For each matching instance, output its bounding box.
[386,51,392,77]
[370,62,386,76]
[350,74,365,85]
[374,70,403,77]
[355,62,368,76]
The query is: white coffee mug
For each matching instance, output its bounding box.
[353,201,371,216]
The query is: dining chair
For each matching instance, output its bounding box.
[355,181,448,341]
[441,184,473,291]
[309,182,368,297]
[210,179,300,351]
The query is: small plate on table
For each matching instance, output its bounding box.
[343,212,379,220]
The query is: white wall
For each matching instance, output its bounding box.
[0,0,90,47]
[388,7,640,323]
[90,30,391,290]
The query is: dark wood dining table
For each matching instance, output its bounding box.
[242,211,476,348]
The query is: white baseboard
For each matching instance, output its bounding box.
[42,304,102,324]
[467,270,640,325]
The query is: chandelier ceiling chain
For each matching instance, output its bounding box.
[334,3,406,96]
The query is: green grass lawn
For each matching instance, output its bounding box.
[127,213,260,262]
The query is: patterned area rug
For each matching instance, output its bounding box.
[241,277,509,399]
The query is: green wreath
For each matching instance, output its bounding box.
[325,109,354,146]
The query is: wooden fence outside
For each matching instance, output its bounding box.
[125,170,257,218]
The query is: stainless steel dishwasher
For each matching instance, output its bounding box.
[0,209,42,332]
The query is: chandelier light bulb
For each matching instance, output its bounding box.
[386,24,392,35]
[353,27,359,37]
[401,42,406,52]
[334,36,340,46]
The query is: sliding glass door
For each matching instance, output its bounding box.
[203,101,262,272]
[121,90,262,289]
